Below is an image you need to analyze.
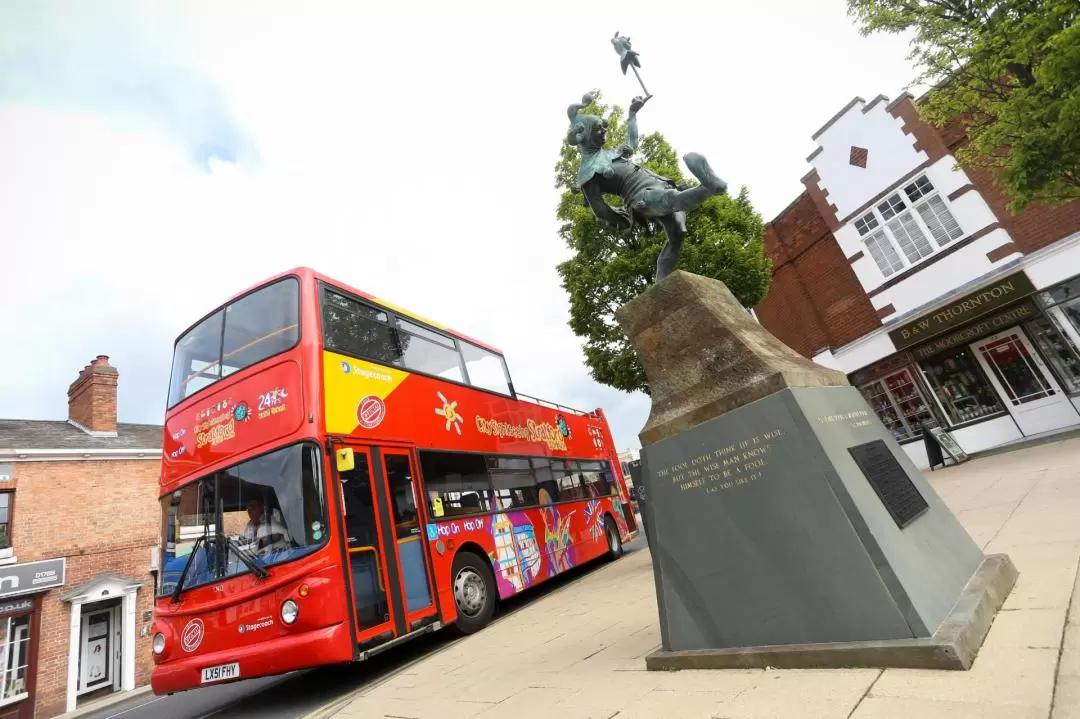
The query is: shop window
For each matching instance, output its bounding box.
[854,175,966,279]
[0,493,11,551]
[918,348,1006,425]
[977,333,1057,405]
[0,613,30,706]
[858,368,936,441]
[1025,315,1080,393]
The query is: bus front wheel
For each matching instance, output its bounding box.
[451,551,496,635]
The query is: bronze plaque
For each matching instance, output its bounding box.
[888,271,1036,350]
[848,440,929,528]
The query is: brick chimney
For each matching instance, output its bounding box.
[67,355,119,436]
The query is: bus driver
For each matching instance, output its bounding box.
[239,496,292,558]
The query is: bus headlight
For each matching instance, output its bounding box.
[152,633,166,655]
[281,599,299,625]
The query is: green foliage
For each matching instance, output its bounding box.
[846,0,1080,212]
[554,92,772,396]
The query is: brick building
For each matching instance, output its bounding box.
[0,356,162,718]
[755,92,1080,469]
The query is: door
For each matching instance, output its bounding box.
[971,326,1080,435]
[378,450,437,623]
[335,443,438,645]
[110,605,122,693]
[78,610,111,695]
[336,447,394,643]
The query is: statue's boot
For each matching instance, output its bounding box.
[683,153,728,194]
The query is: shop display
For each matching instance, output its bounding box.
[858,368,935,441]
[1025,315,1080,394]
[918,348,1005,425]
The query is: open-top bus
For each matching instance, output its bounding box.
[150,267,638,694]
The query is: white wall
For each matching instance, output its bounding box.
[824,330,898,375]
[950,416,1022,454]
[868,227,1016,316]
[1024,232,1080,288]
[808,99,926,219]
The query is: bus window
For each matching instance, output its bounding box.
[460,342,512,396]
[531,459,559,504]
[168,277,299,407]
[398,333,466,383]
[579,461,611,498]
[489,474,537,509]
[418,452,494,517]
[551,461,587,501]
[321,290,402,368]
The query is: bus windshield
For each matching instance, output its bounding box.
[159,443,327,597]
[168,276,300,408]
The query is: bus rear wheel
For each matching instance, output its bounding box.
[451,551,496,635]
[605,517,624,560]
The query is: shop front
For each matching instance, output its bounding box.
[0,559,65,719]
[850,271,1080,467]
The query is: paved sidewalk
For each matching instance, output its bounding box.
[330,438,1080,718]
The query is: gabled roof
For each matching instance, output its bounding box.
[0,420,163,451]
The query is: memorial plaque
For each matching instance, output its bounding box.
[848,440,929,528]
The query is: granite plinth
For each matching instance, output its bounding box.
[614,271,1016,671]
[646,553,1017,671]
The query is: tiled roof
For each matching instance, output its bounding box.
[0,420,163,450]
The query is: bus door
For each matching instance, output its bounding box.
[375,447,439,628]
[333,443,438,646]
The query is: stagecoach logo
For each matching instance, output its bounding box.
[341,361,351,374]
[357,395,386,429]
[556,415,571,439]
[181,618,205,653]
[237,616,274,634]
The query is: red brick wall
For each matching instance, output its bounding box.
[66,357,119,435]
[895,94,1080,255]
[8,459,160,718]
[755,193,881,358]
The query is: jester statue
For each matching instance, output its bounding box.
[566,92,728,282]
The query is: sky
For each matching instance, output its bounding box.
[0,0,920,453]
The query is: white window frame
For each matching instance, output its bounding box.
[0,614,31,707]
[855,174,966,279]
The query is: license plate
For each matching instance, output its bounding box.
[200,662,240,684]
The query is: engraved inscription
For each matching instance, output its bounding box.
[848,440,929,528]
[816,409,873,429]
[654,428,785,496]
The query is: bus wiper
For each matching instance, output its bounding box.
[223,535,270,579]
[170,534,205,604]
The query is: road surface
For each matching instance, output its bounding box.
[81,527,648,719]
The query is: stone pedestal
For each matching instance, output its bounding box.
[615,271,1017,671]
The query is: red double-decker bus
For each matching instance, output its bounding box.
[150,267,638,694]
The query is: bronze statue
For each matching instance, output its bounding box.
[567,91,727,282]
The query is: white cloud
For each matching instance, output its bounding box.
[0,0,917,452]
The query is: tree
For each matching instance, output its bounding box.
[846,0,1080,212]
[554,92,772,396]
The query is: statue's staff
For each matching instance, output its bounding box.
[611,32,651,100]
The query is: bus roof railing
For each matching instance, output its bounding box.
[515,392,595,417]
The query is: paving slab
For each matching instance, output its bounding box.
[325,437,1080,719]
